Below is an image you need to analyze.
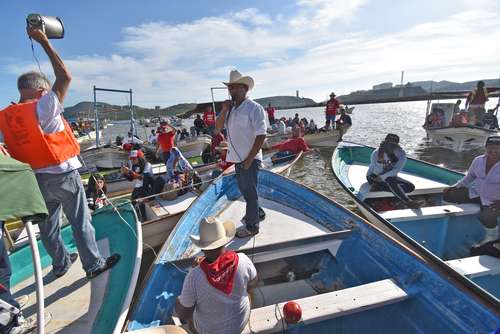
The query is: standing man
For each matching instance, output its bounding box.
[466,81,489,125]
[194,114,205,136]
[215,70,267,238]
[0,27,119,280]
[325,92,340,130]
[266,103,276,125]
[156,120,176,166]
[203,106,216,135]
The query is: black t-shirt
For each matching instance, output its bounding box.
[194,118,205,128]
[340,114,352,126]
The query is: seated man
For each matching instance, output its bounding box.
[176,217,258,334]
[451,110,468,127]
[443,136,500,255]
[86,173,109,210]
[483,109,499,130]
[121,150,154,217]
[122,131,144,151]
[166,147,194,181]
[336,109,352,142]
[366,134,419,208]
[271,128,309,164]
[424,109,445,129]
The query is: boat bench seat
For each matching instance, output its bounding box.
[445,255,500,279]
[242,279,408,334]
[379,203,480,223]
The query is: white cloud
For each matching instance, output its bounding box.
[4,3,500,107]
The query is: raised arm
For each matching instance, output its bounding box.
[27,27,71,103]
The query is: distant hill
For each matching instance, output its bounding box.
[398,79,500,93]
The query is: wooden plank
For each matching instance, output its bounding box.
[242,279,408,334]
[379,204,480,222]
[446,256,500,279]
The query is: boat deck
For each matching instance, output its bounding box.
[12,239,111,333]
[216,197,333,252]
[348,164,449,199]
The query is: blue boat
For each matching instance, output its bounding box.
[128,170,499,333]
[332,142,500,302]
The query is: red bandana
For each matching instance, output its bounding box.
[199,251,239,295]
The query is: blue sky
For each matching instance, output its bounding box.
[1,0,499,107]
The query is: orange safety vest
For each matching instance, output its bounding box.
[326,99,339,116]
[0,101,80,169]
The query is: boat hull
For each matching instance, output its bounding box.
[332,142,500,300]
[10,202,141,333]
[128,171,499,332]
[264,130,340,150]
[426,126,498,152]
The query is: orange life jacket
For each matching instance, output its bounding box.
[0,101,80,169]
[326,99,339,116]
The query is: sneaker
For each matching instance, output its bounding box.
[9,312,52,334]
[241,208,266,224]
[236,226,259,238]
[14,295,29,309]
[86,254,121,279]
[54,253,79,278]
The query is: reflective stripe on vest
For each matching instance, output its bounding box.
[0,101,80,169]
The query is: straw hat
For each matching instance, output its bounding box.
[223,70,254,91]
[189,217,236,250]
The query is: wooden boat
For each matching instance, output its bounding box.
[139,151,303,249]
[80,145,129,170]
[127,170,499,333]
[331,142,500,300]
[1,153,142,333]
[263,130,340,150]
[143,135,211,160]
[424,102,498,151]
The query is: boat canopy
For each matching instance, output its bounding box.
[0,154,47,221]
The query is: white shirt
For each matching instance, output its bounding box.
[127,160,152,188]
[124,135,144,145]
[178,253,257,334]
[454,155,500,206]
[225,99,267,163]
[366,148,407,181]
[277,120,286,135]
[19,91,81,174]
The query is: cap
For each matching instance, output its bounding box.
[129,150,144,159]
[384,133,400,144]
[485,136,500,146]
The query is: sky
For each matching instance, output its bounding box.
[1,0,499,107]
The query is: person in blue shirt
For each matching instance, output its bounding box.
[366,134,419,208]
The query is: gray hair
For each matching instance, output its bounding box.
[17,71,51,90]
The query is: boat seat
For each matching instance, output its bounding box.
[349,165,449,200]
[445,255,500,279]
[379,203,480,223]
[242,279,408,334]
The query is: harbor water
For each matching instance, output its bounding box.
[99,99,498,210]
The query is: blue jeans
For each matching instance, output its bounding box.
[235,160,261,231]
[36,170,105,275]
[0,222,20,331]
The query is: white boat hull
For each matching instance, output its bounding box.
[177,135,211,158]
[426,127,498,152]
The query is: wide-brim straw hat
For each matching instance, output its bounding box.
[189,217,236,250]
[223,70,254,91]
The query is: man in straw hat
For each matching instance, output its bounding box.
[325,92,340,130]
[444,136,500,256]
[176,217,258,334]
[215,70,267,238]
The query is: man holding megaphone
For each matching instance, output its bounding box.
[0,25,120,331]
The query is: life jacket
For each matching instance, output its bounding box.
[470,88,488,105]
[326,99,339,116]
[0,101,80,169]
[266,107,276,118]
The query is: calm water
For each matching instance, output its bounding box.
[100,99,497,210]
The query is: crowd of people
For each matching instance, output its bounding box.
[424,81,499,130]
